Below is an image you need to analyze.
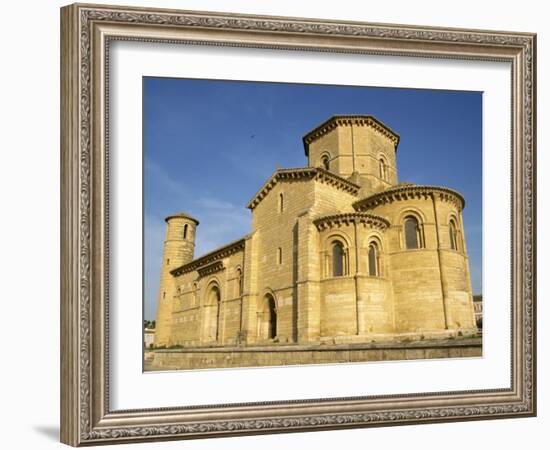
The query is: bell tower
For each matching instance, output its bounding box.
[154,212,199,347]
[303,115,400,196]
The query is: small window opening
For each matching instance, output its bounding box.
[321,155,330,170]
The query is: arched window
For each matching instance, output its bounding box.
[379,158,387,181]
[332,241,346,277]
[368,242,379,276]
[404,216,422,249]
[277,247,283,265]
[321,154,330,171]
[449,220,459,251]
[236,269,243,296]
[278,193,284,213]
[183,223,188,239]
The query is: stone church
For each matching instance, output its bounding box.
[154,115,478,352]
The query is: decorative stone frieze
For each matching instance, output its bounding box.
[164,211,200,224]
[313,212,390,231]
[302,115,400,156]
[353,185,465,212]
[197,260,224,278]
[171,238,245,276]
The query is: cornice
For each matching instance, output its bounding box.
[171,237,246,277]
[302,115,400,156]
[247,167,360,210]
[165,211,199,224]
[197,260,225,278]
[353,185,465,211]
[313,212,390,231]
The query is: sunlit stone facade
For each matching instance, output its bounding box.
[154,115,477,351]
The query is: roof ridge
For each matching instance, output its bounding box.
[171,236,247,276]
[302,115,400,156]
[246,167,360,210]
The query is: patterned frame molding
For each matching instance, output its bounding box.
[60,3,536,446]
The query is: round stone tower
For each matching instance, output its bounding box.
[163,212,199,268]
[154,212,199,347]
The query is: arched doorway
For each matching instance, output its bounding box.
[203,284,221,342]
[259,293,277,340]
[267,295,277,339]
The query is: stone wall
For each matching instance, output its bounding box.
[157,183,477,349]
[169,246,246,347]
[365,191,475,333]
[153,115,479,360]
[145,337,482,371]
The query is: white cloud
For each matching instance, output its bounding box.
[191,197,251,257]
[143,214,166,320]
[143,193,252,319]
[144,157,192,202]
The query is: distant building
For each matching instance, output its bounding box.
[155,115,478,350]
[144,328,155,349]
[473,295,483,329]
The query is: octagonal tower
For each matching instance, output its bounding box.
[303,115,400,196]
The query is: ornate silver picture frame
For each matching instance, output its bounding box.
[60,3,536,446]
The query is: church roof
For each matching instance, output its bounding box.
[353,184,465,211]
[302,115,400,156]
[170,236,246,277]
[164,211,199,224]
[246,167,360,210]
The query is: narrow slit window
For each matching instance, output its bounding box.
[379,159,387,180]
[449,220,458,250]
[321,155,330,171]
[236,269,243,296]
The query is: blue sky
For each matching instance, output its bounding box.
[143,77,482,320]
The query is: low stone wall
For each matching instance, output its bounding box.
[144,337,482,371]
